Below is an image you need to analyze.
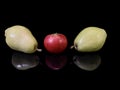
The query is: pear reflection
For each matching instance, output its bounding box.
[73,54,101,71]
[45,55,67,70]
[12,52,39,70]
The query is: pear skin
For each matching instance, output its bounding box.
[73,27,107,52]
[12,52,39,70]
[5,25,41,53]
[73,54,101,71]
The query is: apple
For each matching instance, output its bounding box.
[44,33,68,54]
[45,55,67,70]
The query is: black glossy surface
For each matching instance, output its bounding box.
[0,10,116,86]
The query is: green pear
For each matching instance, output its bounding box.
[5,25,42,53]
[12,52,39,70]
[73,27,107,52]
[73,54,101,71]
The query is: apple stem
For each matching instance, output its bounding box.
[70,45,74,49]
[54,33,58,35]
[36,48,42,52]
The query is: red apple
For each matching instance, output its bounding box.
[44,33,68,53]
[45,55,67,70]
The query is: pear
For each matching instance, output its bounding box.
[12,52,39,70]
[72,27,107,52]
[73,54,101,71]
[5,25,42,53]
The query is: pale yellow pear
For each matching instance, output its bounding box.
[73,27,107,52]
[5,25,41,53]
[73,54,101,71]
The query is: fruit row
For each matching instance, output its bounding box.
[5,25,107,54]
[12,52,101,71]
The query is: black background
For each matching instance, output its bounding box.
[0,3,117,88]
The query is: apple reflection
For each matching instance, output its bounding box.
[12,52,39,70]
[73,54,101,71]
[45,55,67,70]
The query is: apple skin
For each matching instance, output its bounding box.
[44,33,68,54]
[12,52,39,70]
[45,55,67,70]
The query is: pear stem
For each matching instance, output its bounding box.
[70,45,74,49]
[36,48,42,52]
